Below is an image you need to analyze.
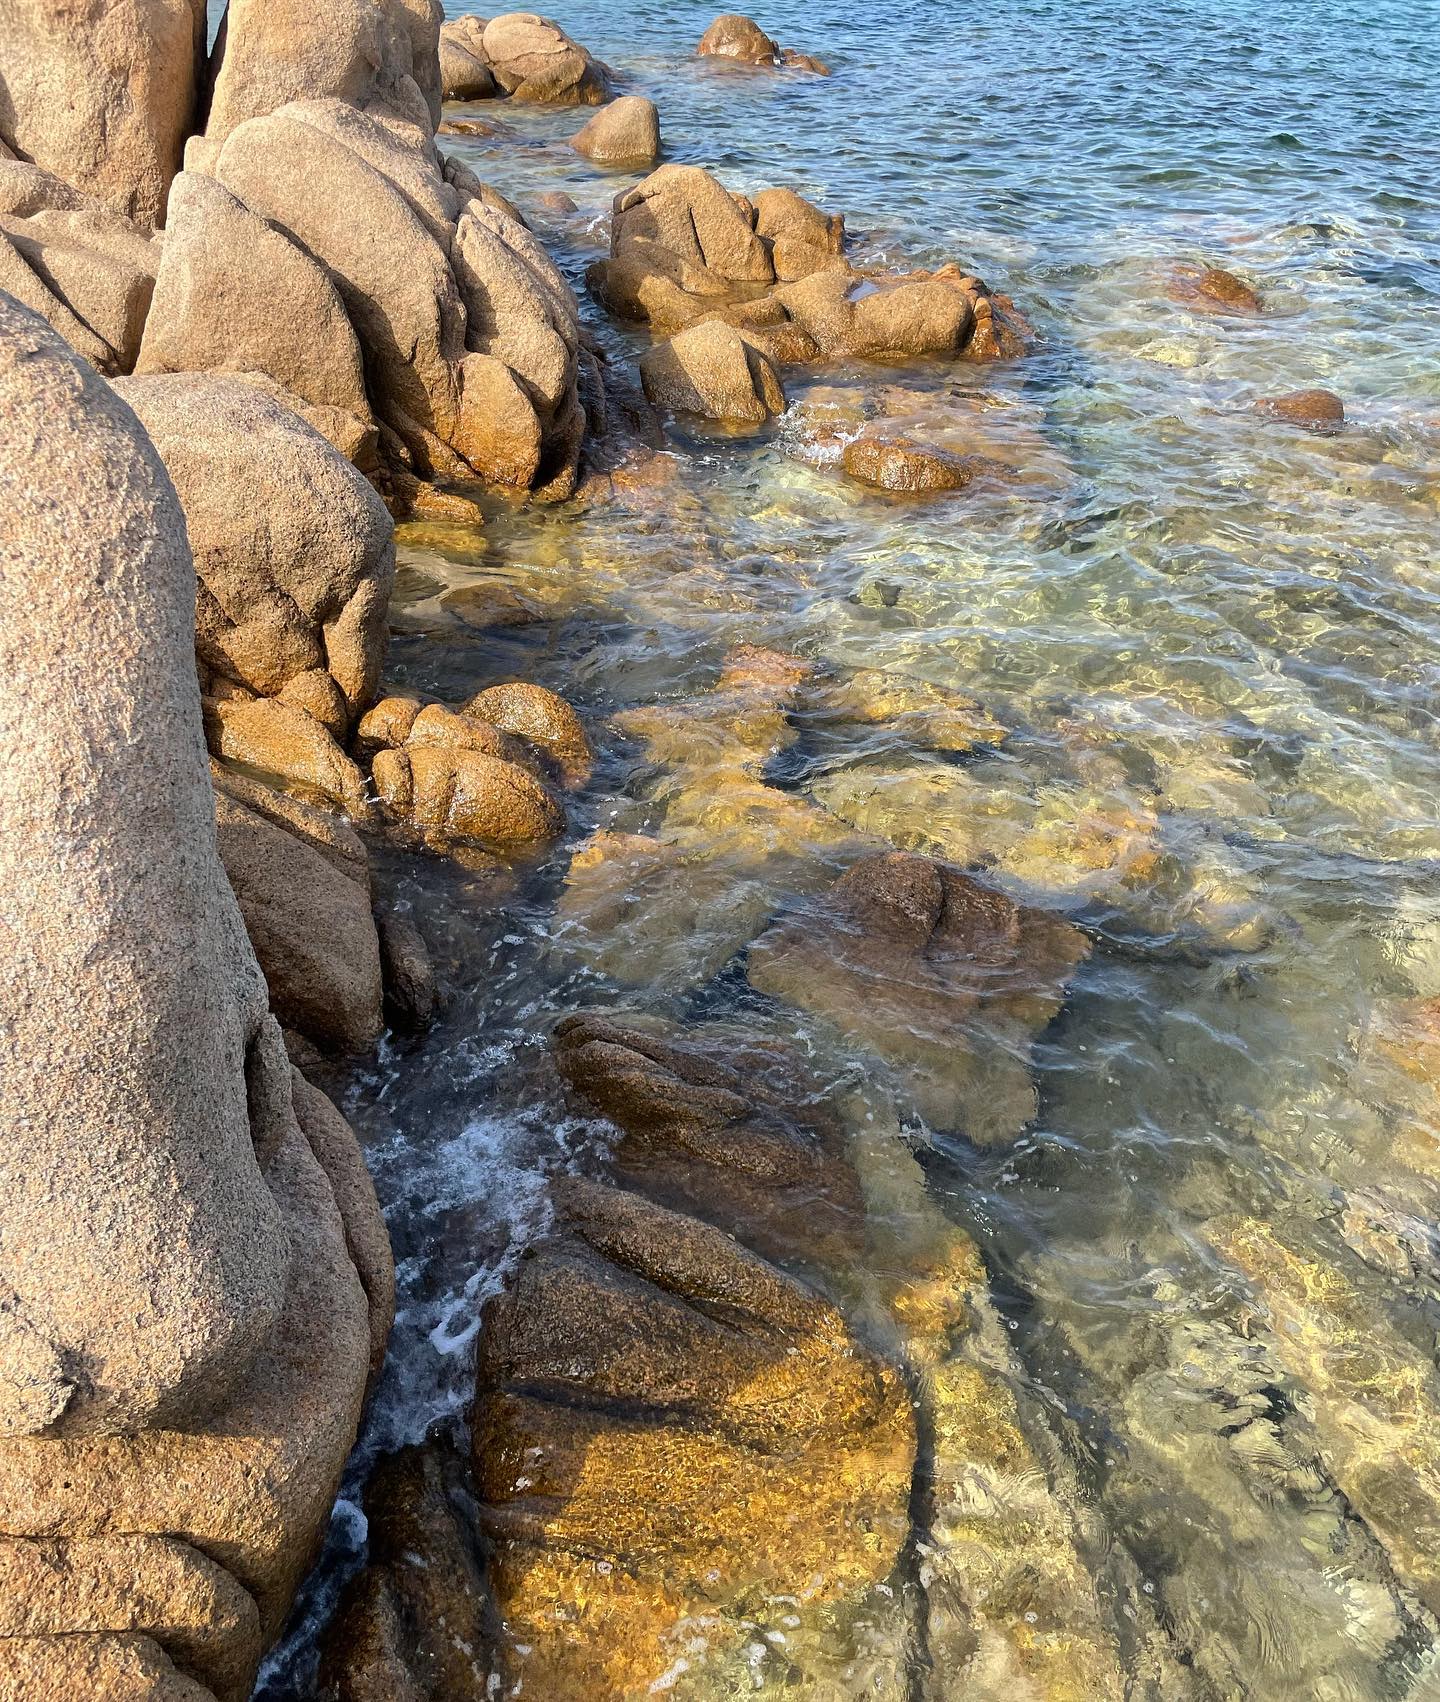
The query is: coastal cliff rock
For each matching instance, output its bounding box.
[570,94,661,166]
[748,852,1089,1140]
[0,295,391,1694]
[135,171,376,454]
[0,0,205,227]
[590,163,1025,365]
[474,1177,915,1696]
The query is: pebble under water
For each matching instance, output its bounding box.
[258,0,1440,1695]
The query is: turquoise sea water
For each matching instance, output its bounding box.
[257,2,1440,1695]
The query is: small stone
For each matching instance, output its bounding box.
[1254,388,1345,432]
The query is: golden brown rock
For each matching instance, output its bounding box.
[205,696,372,814]
[570,95,661,166]
[372,743,565,849]
[639,319,786,426]
[842,427,977,492]
[480,12,612,104]
[464,680,593,786]
[1169,263,1263,314]
[1254,387,1345,431]
[697,12,779,62]
[474,1179,915,1697]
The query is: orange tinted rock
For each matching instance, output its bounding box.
[570,95,661,166]
[639,319,786,426]
[463,680,593,786]
[842,427,976,492]
[1170,263,1263,314]
[1255,388,1345,431]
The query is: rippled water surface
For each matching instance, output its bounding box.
[259,1,1440,1694]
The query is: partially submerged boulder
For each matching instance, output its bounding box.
[0,0,206,226]
[590,163,1025,367]
[1255,387,1345,432]
[748,851,1089,1140]
[570,94,661,166]
[479,12,612,105]
[474,1178,915,1695]
[842,426,976,492]
[113,372,395,730]
[639,318,786,426]
[697,13,829,73]
[1169,262,1263,314]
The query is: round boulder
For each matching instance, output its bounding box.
[570,95,661,167]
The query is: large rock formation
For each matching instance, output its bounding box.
[697,13,829,73]
[0,0,206,226]
[589,163,1026,365]
[0,294,391,1695]
[473,13,612,104]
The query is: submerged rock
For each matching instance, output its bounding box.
[553,1012,865,1264]
[1169,263,1264,314]
[748,852,1089,1139]
[570,94,661,165]
[320,1443,491,1701]
[842,427,977,492]
[1254,387,1345,432]
[474,1177,915,1697]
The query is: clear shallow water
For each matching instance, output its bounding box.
[258,1,1440,1694]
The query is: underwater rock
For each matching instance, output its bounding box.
[553,1012,865,1265]
[478,12,612,105]
[1169,263,1263,314]
[0,0,205,227]
[842,427,977,493]
[114,372,395,730]
[320,1443,490,1701]
[639,318,787,426]
[1254,387,1345,432]
[748,851,1089,1139]
[0,294,390,1696]
[570,94,661,166]
[376,910,440,1033]
[474,1177,915,1697]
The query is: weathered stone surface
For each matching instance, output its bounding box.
[611,162,772,289]
[372,742,565,849]
[474,1178,915,1696]
[755,184,844,279]
[463,680,594,785]
[480,12,611,104]
[0,1533,260,1701]
[136,171,374,441]
[697,13,779,63]
[0,200,158,370]
[215,784,384,1055]
[748,852,1089,1139]
[205,0,443,143]
[205,696,372,813]
[0,296,291,1439]
[318,1444,490,1701]
[439,16,498,99]
[0,0,205,226]
[113,372,394,725]
[1254,387,1345,431]
[0,1632,220,1700]
[570,95,661,166]
[553,1013,864,1265]
[842,426,976,492]
[639,319,785,426]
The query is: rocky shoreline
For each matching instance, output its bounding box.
[2,3,1435,1700]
